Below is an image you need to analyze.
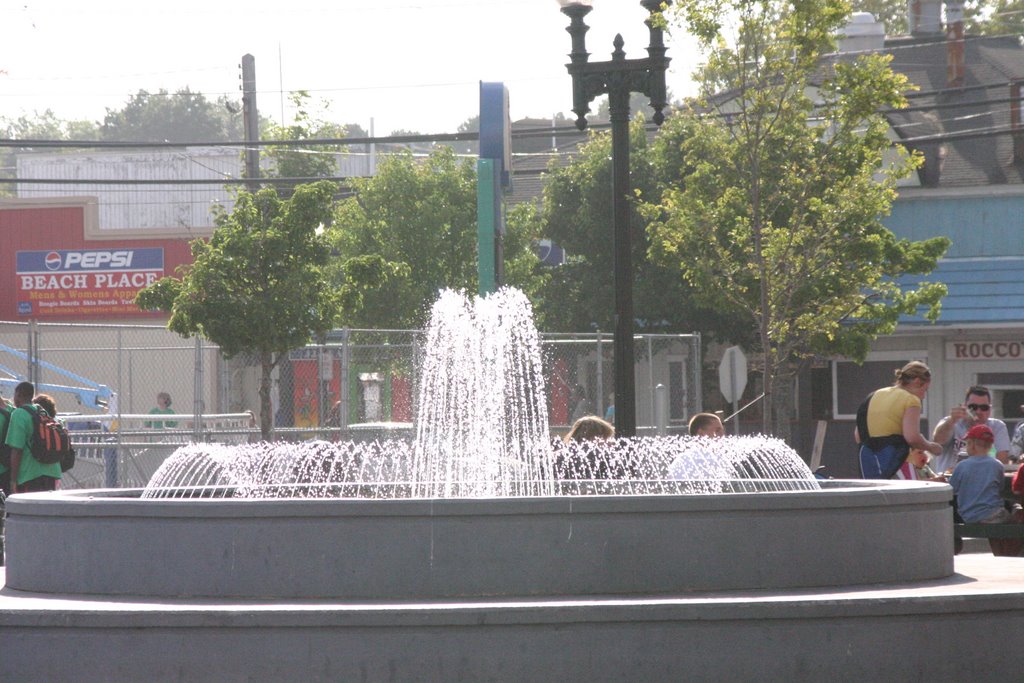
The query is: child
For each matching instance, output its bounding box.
[894,447,942,481]
[951,424,1022,555]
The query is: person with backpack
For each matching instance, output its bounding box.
[0,391,12,498]
[854,361,943,479]
[4,381,61,494]
[33,393,57,420]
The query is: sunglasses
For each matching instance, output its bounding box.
[967,403,991,411]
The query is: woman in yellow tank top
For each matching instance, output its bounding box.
[854,361,943,479]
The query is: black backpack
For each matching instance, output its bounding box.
[856,391,909,451]
[22,406,75,472]
[855,390,910,479]
[0,404,12,468]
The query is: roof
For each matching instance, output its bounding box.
[900,257,1024,325]
[507,119,590,207]
[880,34,1024,188]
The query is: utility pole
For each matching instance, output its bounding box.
[241,54,260,192]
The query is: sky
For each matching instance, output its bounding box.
[0,0,702,136]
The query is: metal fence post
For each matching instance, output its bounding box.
[655,383,667,435]
[339,329,350,431]
[647,335,655,432]
[107,329,122,488]
[27,320,38,386]
[596,330,604,418]
[193,337,203,442]
[694,333,703,419]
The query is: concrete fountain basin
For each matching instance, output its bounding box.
[4,479,953,600]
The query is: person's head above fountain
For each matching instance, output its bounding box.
[565,416,615,443]
[688,413,725,438]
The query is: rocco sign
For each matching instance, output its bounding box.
[16,248,165,318]
[945,341,1024,361]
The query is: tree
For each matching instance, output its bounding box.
[848,0,1014,38]
[262,92,348,185]
[964,0,1024,34]
[594,91,676,123]
[0,110,99,195]
[535,116,748,341]
[136,181,386,439]
[450,114,479,155]
[331,147,546,330]
[645,0,950,438]
[0,109,99,141]
[344,122,369,139]
[100,88,244,142]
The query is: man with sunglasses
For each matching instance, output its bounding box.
[932,385,1010,475]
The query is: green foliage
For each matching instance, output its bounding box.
[0,109,99,141]
[964,0,1024,34]
[100,88,244,142]
[503,202,551,325]
[0,110,99,196]
[449,115,480,155]
[536,116,745,339]
[136,181,381,437]
[344,122,369,138]
[649,0,950,436]
[457,115,479,134]
[262,92,348,182]
[848,0,1016,40]
[331,147,545,329]
[594,92,670,122]
[378,129,429,154]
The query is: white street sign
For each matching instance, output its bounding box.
[719,346,748,404]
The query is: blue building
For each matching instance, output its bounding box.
[812,6,1024,476]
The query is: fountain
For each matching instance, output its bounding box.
[1,288,1022,681]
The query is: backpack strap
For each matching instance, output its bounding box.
[0,405,12,467]
[18,403,40,421]
[856,391,874,443]
[857,390,909,451]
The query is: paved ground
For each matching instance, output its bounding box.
[2,555,1023,681]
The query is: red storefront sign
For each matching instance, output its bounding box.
[0,202,196,320]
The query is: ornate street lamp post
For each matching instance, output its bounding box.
[558,0,671,437]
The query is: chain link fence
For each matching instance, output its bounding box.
[0,321,700,490]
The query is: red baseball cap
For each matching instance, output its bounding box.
[965,424,994,442]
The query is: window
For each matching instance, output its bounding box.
[831,352,928,420]
[976,372,1024,425]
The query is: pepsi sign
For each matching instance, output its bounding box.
[17,248,163,273]
[15,247,167,318]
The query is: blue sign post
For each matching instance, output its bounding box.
[478,82,512,296]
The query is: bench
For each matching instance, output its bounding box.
[954,522,1024,555]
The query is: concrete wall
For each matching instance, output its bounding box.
[5,481,953,600]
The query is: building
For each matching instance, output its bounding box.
[807,4,1024,476]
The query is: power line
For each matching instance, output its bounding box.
[4,75,1020,152]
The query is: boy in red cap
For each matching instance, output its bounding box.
[951,424,1022,555]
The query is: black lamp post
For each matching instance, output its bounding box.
[559,0,671,437]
